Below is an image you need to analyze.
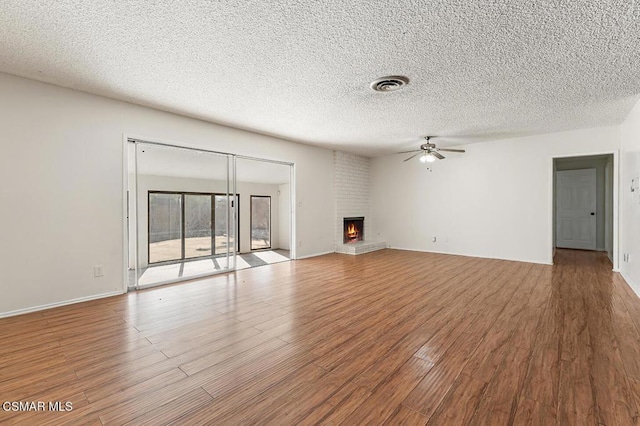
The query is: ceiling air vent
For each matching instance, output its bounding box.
[370,76,409,92]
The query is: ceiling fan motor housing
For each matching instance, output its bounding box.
[420,143,436,151]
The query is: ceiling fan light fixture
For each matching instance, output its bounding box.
[399,135,465,163]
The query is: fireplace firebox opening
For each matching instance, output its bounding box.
[343,217,364,244]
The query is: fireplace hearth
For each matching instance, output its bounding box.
[343,217,364,244]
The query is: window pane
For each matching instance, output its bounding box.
[149,193,182,263]
[214,195,238,254]
[184,194,212,259]
[251,196,271,250]
[214,195,228,254]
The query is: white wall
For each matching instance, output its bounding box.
[0,72,334,316]
[621,98,640,295]
[371,126,621,264]
[278,183,291,250]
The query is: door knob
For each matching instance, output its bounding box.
[590,212,595,215]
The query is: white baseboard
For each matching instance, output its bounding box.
[296,250,336,260]
[389,246,554,266]
[621,271,640,299]
[0,290,125,319]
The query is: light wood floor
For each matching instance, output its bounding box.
[1,249,639,425]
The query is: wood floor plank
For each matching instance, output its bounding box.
[469,344,530,425]
[384,405,429,425]
[521,322,561,408]
[402,331,483,418]
[260,371,352,425]
[510,307,544,350]
[63,335,155,367]
[342,356,436,425]
[557,359,598,425]
[206,363,327,424]
[310,384,372,425]
[122,387,213,425]
[180,335,289,377]
[461,319,518,383]
[425,373,487,425]
[197,341,313,398]
[297,381,364,425]
[144,315,241,346]
[352,305,445,390]
[0,248,636,425]
[188,352,319,422]
[84,367,188,408]
[611,293,640,381]
[512,397,557,426]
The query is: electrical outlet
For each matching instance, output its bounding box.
[297,240,302,248]
[94,265,104,277]
[624,253,630,262]
[432,237,437,243]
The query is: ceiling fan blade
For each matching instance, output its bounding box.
[432,151,445,160]
[397,149,422,154]
[403,152,421,162]
[437,148,466,153]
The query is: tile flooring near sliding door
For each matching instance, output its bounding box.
[2,249,640,424]
[130,249,291,287]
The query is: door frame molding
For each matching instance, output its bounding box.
[549,150,619,271]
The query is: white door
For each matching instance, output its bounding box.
[556,168,597,250]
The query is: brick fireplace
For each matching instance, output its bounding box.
[334,151,386,255]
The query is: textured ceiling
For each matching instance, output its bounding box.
[1,1,639,156]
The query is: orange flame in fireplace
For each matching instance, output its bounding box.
[347,223,358,238]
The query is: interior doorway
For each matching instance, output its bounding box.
[556,168,597,250]
[553,154,614,261]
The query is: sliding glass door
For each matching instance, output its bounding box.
[130,140,236,289]
[148,192,183,263]
[148,192,239,265]
[184,194,213,259]
[215,194,239,254]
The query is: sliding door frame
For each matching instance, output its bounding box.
[127,138,237,289]
[124,135,296,291]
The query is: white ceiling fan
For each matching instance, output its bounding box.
[399,136,466,162]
